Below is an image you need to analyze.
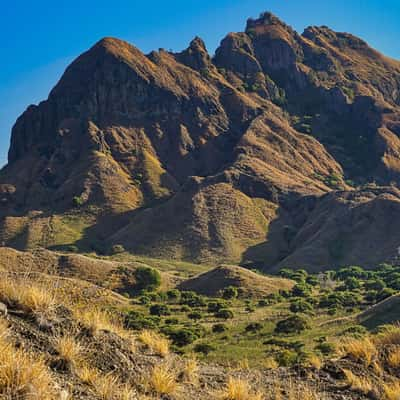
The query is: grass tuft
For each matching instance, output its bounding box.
[139,330,169,357]
[148,364,178,396]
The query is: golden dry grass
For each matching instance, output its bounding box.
[74,307,126,336]
[139,330,169,357]
[342,337,377,366]
[0,335,56,399]
[0,275,56,314]
[148,364,178,396]
[307,354,322,370]
[77,365,135,400]
[53,335,82,365]
[343,369,372,394]
[181,356,199,383]
[383,380,400,400]
[218,377,263,400]
[375,324,400,346]
[263,357,278,369]
[387,347,400,368]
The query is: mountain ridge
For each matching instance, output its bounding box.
[2,11,400,270]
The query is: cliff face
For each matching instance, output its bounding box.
[2,12,400,269]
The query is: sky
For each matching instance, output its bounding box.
[1,0,399,167]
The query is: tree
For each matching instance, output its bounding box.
[275,315,310,334]
[134,267,161,291]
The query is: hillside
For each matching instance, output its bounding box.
[1,11,400,269]
[178,265,294,297]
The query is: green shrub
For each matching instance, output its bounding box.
[212,323,227,333]
[110,244,125,255]
[124,311,159,330]
[194,343,215,355]
[275,350,298,367]
[315,342,335,355]
[215,308,234,320]
[164,328,198,346]
[72,196,84,208]
[364,279,385,291]
[275,315,310,334]
[290,299,314,314]
[207,300,227,313]
[149,304,170,316]
[292,283,312,297]
[166,289,181,302]
[188,311,203,320]
[245,322,263,333]
[222,286,238,300]
[134,266,161,291]
[164,318,179,325]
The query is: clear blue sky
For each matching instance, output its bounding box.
[1,0,399,167]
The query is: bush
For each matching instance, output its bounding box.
[221,286,238,300]
[275,315,310,334]
[315,342,336,355]
[245,322,263,333]
[214,308,234,320]
[124,311,158,330]
[180,291,206,307]
[166,289,181,302]
[290,299,314,314]
[292,283,312,297]
[207,300,227,313]
[275,350,298,367]
[110,244,125,255]
[188,312,203,321]
[134,267,161,291]
[72,196,84,207]
[164,318,179,325]
[343,277,362,290]
[364,279,385,291]
[149,304,170,316]
[164,328,198,346]
[212,323,227,333]
[194,343,215,355]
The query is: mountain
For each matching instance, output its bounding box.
[2,11,400,270]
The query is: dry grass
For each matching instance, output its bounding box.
[343,369,372,395]
[387,347,400,368]
[263,357,278,369]
[53,335,82,366]
[148,364,178,396]
[383,380,400,400]
[139,330,170,357]
[375,324,400,346]
[75,307,126,336]
[342,337,377,366]
[0,334,56,399]
[77,364,99,385]
[77,365,134,400]
[181,356,199,383]
[308,354,322,370]
[286,382,322,400]
[0,275,56,314]
[218,377,263,400]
